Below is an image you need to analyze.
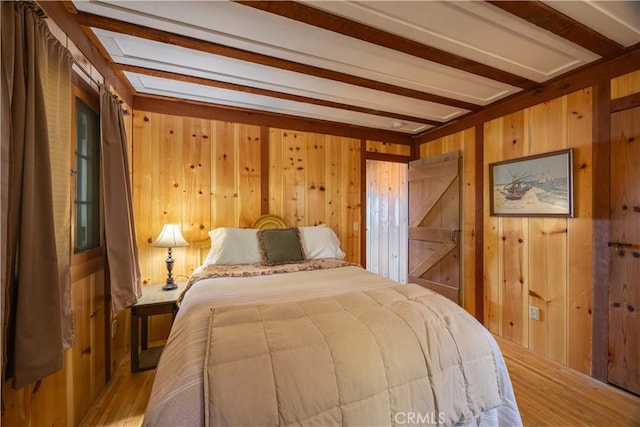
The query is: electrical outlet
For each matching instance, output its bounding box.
[529,306,540,321]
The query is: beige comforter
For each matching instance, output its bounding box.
[205,283,502,426]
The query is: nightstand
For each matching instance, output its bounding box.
[130,281,185,373]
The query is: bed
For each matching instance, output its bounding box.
[143,215,521,426]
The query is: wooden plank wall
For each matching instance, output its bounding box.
[268,129,362,262]
[611,70,640,99]
[366,140,411,156]
[420,90,594,373]
[364,141,411,283]
[133,113,254,285]
[132,112,363,286]
[486,90,593,371]
[365,159,409,283]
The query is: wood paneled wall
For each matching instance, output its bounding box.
[132,114,258,284]
[132,112,363,286]
[268,129,362,262]
[366,160,409,283]
[611,70,640,99]
[366,140,412,156]
[485,90,594,372]
[419,89,594,373]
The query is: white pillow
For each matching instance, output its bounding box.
[298,225,345,260]
[204,227,261,265]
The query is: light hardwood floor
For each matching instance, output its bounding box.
[81,336,640,426]
[494,336,640,426]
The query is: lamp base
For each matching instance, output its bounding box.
[162,279,177,291]
[163,248,177,291]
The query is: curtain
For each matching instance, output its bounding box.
[1,1,10,388]
[100,86,142,313]
[41,5,73,351]
[1,1,73,389]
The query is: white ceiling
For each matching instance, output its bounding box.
[70,0,640,135]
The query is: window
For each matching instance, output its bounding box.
[74,97,100,252]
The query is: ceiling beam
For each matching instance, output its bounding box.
[133,94,416,146]
[74,11,480,111]
[117,64,442,127]
[365,152,412,164]
[235,1,537,90]
[488,1,626,58]
[416,43,640,143]
[610,92,640,114]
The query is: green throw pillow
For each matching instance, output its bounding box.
[258,228,305,265]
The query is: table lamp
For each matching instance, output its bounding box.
[151,223,189,290]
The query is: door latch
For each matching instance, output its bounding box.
[608,241,633,252]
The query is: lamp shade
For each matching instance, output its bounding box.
[151,224,189,248]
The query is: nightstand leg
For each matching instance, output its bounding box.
[131,309,139,372]
[141,316,149,351]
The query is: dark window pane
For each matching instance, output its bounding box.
[75,98,100,252]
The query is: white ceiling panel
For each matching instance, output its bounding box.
[305,0,601,81]
[125,72,433,134]
[74,0,520,105]
[94,28,469,122]
[543,1,640,47]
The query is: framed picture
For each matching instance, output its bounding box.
[489,149,574,217]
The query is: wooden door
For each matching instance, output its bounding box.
[408,151,460,302]
[608,106,640,395]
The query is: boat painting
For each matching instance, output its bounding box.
[500,171,532,200]
[489,149,574,217]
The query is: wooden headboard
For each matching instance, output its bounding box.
[195,214,287,266]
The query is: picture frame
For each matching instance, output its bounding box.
[489,148,574,217]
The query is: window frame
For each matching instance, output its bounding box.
[70,73,104,280]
